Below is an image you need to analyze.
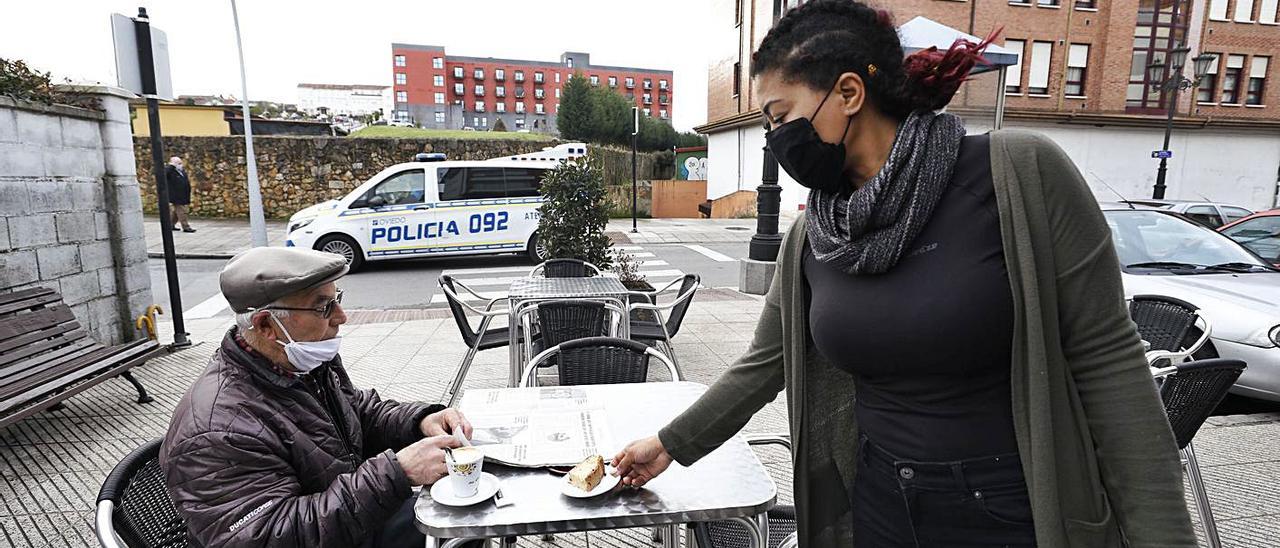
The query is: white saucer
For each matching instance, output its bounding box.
[431,472,500,507]
[561,466,621,498]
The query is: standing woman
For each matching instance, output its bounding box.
[612,1,1196,546]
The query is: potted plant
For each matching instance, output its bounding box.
[537,158,613,269]
[612,249,660,323]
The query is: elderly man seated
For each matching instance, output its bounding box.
[161,248,469,547]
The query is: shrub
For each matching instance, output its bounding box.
[610,249,647,284]
[537,159,613,269]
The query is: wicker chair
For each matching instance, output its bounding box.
[519,336,677,387]
[528,258,601,278]
[691,435,798,548]
[1152,358,1247,548]
[1128,294,1213,367]
[95,439,191,548]
[438,275,533,406]
[628,274,700,378]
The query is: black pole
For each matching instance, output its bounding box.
[749,141,783,262]
[135,8,190,349]
[631,109,638,234]
[1153,84,1177,200]
[1153,1,1183,200]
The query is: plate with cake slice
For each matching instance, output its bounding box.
[560,455,620,498]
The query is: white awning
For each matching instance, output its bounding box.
[897,16,1019,75]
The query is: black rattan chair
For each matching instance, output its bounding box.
[439,275,533,406]
[629,274,699,378]
[529,258,601,278]
[519,337,677,387]
[95,439,191,548]
[1129,294,1212,366]
[691,435,798,548]
[1152,358,1247,548]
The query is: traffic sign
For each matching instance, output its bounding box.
[1152,150,1173,159]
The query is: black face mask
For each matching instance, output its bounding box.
[765,86,854,193]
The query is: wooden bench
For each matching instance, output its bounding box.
[1,287,162,430]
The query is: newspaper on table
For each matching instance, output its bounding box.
[459,387,617,468]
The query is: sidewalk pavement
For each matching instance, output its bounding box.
[1,293,1278,546]
[144,213,802,259]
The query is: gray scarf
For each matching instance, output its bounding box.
[806,110,966,274]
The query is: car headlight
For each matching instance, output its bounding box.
[1241,325,1280,348]
[288,218,315,233]
[1272,326,1280,347]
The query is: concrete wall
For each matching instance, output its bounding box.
[707,126,808,214]
[0,86,153,345]
[131,104,231,136]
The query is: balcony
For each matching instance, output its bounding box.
[625,81,635,89]
[659,81,669,90]
[643,97,652,105]
[534,90,545,100]
[533,76,545,85]
[514,75,525,83]
[643,82,652,90]
[474,88,485,97]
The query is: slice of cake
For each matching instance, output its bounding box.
[567,455,605,491]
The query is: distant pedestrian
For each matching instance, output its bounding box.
[165,156,196,233]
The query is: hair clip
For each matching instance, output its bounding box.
[867,64,878,76]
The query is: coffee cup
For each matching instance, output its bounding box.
[446,446,485,498]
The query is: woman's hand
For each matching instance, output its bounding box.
[611,436,674,488]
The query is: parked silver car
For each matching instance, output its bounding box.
[1120,199,1254,229]
[1104,205,1280,401]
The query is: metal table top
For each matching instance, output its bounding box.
[414,382,777,539]
[507,277,630,301]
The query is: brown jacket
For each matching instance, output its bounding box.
[160,329,442,547]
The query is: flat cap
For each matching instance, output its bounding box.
[219,247,349,313]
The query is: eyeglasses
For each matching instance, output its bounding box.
[264,289,344,318]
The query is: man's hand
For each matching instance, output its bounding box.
[420,408,473,439]
[611,436,674,488]
[396,435,462,486]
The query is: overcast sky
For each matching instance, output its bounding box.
[1,0,714,131]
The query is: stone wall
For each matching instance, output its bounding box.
[135,137,565,219]
[0,87,153,345]
[133,137,677,219]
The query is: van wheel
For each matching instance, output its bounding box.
[317,235,365,272]
[527,232,549,263]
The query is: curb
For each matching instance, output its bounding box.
[147,252,235,260]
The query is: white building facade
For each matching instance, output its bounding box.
[296,84,391,116]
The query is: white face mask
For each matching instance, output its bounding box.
[270,314,341,373]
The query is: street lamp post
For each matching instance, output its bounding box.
[1146,47,1215,200]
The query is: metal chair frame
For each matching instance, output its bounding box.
[689,434,796,548]
[96,438,190,548]
[528,259,603,278]
[627,274,700,380]
[514,299,627,377]
[438,276,516,406]
[518,336,680,387]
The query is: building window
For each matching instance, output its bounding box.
[609,76,618,88]
[475,102,485,112]
[535,103,545,114]
[434,75,444,87]
[660,109,668,119]
[1235,0,1256,21]
[556,73,561,83]
[660,79,669,90]
[496,69,505,81]
[644,78,652,89]
[535,89,545,99]
[1197,54,1220,102]
[396,91,408,102]
[454,83,464,95]
[435,112,446,124]
[496,102,506,113]
[643,93,652,104]
[496,87,506,98]
[1262,0,1279,23]
[590,75,599,86]
[433,57,444,69]
[434,92,445,104]
[1209,0,1229,19]
[1038,0,1060,6]
[1009,0,1031,5]
[474,68,485,80]
[453,66,463,78]
[395,73,407,85]
[625,77,635,88]
[534,72,544,83]
[567,58,574,68]
[394,55,406,67]
[732,62,741,96]
[515,88,525,98]
[644,108,652,116]
[476,85,488,96]
[515,118,525,129]
[515,71,525,83]
[1065,44,1090,96]
[1004,40,1025,93]
[1223,54,1246,103]
[1247,56,1269,105]
[1126,0,1191,111]
[1075,0,1097,8]
[1028,42,1052,94]
[660,93,669,104]
[396,110,409,121]
[516,102,526,113]
[555,88,561,98]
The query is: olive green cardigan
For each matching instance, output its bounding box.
[658,130,1197,547]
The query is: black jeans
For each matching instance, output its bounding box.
[852,435,1037,548]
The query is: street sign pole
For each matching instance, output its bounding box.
[133,8,190,349]
[631,107,639,234]
[230,0,268,248]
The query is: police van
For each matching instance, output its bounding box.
[285,142,587,271]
